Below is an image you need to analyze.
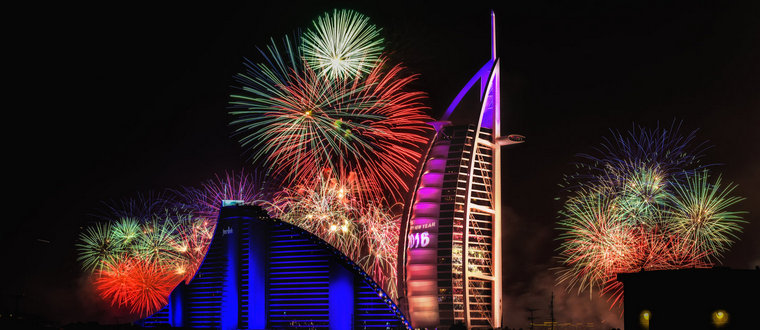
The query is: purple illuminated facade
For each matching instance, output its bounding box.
[399,12,516,329]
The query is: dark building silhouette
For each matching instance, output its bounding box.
[140,204,409,329]
[617,268,760,329]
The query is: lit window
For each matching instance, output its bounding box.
[639,310,651,329]
[711,309,729,328]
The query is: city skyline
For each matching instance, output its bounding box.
[6,2,759,328]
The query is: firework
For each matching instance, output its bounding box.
[133,215,184,266]
[565,122,710,192]
[615,165,669,225]
[110,217,141,249]
[270,170,362,260]
[268,171,401,298]
[80,194,219,315]
[557,188,637,295]
[82,214,199,316]
[96,257,182,317]
[556,124,745,308]
[100,191,178,221]
[302,9,384,80]
[178,170,267,220]
[667,171,746,260]
[358,203,400,299]
[230,40,432,201]
[173,214,215,283]
[94,257,132,309]
[77,222,123,273]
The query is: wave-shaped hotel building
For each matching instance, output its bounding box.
[140,204,407,329]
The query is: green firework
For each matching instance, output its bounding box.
[77,222,123,273]
[302,9,384,80]
[667,171,746,260]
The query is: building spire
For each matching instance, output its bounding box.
[491,10,497,61]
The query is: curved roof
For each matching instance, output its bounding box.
[259,207,412,329]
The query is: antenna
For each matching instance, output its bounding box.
[550,292,555,330]
[526,307,537,330]
[491,10,497,60]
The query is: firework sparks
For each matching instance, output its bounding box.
[302,9,384,80]
[556,124,746,308]
[110,217,141,248]
[667,171,746,260]
[270,170,361,260]
[268,171,401,299]
[567,122,711,191]
[178,170,267,220]
[230,35,431,203]
[77,222,123,273]
[133,215,184,267]
[358,203,400,299]
[96,257,182,317]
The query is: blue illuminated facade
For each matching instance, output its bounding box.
[140,204,410,329]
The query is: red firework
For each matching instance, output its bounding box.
[231,56,432,203]
[96,257,182,317]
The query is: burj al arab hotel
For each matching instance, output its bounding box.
[399,11,522,330]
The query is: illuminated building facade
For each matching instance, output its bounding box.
[140,204,410,329]
[399,12,520,329]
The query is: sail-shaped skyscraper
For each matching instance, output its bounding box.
[399,11,521,329]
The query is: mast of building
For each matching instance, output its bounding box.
[491,10,503,328]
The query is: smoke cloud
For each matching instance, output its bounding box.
[501,206,624,329]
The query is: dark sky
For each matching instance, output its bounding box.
[6,1,759,328]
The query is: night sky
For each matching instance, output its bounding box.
[6,1,759,328]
